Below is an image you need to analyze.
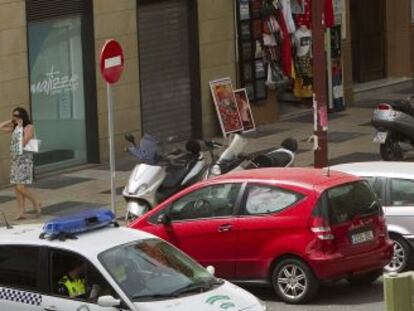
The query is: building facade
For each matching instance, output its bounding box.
[0,0,413,186]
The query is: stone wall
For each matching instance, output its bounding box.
[93,0,141,161]
[197,0,237,138]
[386,0,412,78]
[0,0,29,186]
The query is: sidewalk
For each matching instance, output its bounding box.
[1,87,413,226]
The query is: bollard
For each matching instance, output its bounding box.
[384,272,412,311]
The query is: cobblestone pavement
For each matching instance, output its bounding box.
[250,280,384,311]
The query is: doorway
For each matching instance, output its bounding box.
[137,0,201,140]
[351,0,386,83]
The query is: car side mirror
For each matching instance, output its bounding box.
[157,213,171,225]
[206,265,215,276]
[97,295,121,307]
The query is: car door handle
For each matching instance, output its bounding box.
[218,224,233,232]
[44,306,58,311]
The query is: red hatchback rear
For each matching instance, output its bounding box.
[130,168,393,304]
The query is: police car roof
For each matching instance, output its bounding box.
[0,224,155,258]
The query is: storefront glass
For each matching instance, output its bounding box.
[28,16,87,171]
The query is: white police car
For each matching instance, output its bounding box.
[0,209,267,311]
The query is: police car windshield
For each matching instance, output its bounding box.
[99,238,217,300]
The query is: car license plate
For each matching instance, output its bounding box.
[373,132,387,144]
[351,230,374,245]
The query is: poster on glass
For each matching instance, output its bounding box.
[234,88,256,132]
[209,78,243,136]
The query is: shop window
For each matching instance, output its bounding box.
[28,16,88,170]
[237,0,267,102]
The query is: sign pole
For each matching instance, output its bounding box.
[99,39,124,215]
[107,83,116,214]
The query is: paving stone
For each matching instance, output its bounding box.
[394,87,414,95]
[101,186,124,195]
[39,201,107,216]
[282,112,348,124]
[244,128,287,139]
[96,157,137,172]
[328,131,368,143]
[31,176,94,190]
[0,196,14,204]
[329,152,381,166]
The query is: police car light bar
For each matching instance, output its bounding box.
[41,208,117,240]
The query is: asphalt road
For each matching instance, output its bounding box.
[242,280,384,311]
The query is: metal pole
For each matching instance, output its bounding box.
[107,83,116,214]
[312,0,329,168]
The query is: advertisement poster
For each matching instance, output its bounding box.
[234,88,256,132]
[209,78,243,136]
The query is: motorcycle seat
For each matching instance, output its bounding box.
[392,100,414,118]
[161,165,189,188]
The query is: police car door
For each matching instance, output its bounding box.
[0,245,42,311]
[41,249,129,311]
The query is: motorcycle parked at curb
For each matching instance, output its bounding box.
[204,133,299,179]
[123,134,207,224]
[372,97,414,161]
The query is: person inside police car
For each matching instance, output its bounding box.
[57,259,87,299]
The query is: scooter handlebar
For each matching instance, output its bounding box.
[204,140,223,149]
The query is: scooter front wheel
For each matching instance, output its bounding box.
[125,201,151,225]
[380,134,404,161]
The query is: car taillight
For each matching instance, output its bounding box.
[310,217,334,240]
[377,103,391,110]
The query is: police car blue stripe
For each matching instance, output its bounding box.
[0,287,42,306]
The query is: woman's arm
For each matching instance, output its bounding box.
[23,125,34,146]
[0,120,13,133]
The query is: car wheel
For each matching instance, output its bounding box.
[380,134,403,161]
[347,269,382,286]
[272,258,319,304]
[385,235,413,273]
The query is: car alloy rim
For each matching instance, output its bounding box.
[277,264,307,299]
[385,240,406,272]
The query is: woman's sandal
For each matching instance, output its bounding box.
[15,214,27,221]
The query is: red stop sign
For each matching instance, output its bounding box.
[99,39,124,84]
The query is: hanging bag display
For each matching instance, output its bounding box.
[24,130,41,153]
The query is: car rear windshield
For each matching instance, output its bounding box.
[314,181,379,225]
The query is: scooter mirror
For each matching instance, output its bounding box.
[167,135,178,143]
[124,134,136,146]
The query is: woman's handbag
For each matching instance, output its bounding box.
[24,135,41,153]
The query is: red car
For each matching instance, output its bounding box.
[130,168,393,303]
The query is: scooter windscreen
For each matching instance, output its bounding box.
[132,134,161,165]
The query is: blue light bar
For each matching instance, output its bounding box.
[42,208,115,237]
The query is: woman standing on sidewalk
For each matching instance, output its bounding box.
[0,107,41,220]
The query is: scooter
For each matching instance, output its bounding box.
[123,134,207,223]
[372,98,414,161]
[204,134,298,178]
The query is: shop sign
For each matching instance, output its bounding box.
[30,66,79,96]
